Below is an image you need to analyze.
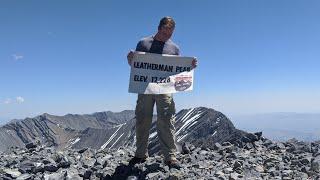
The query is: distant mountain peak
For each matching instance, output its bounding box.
[0,107,253,154]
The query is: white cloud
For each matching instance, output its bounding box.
[16,97,25,103]
[4,98,11,104]
[12,54,24,60]
[2,97,25,104]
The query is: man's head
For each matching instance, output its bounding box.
[156,16,175,42]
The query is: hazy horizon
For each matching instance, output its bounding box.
[1,107,320,125]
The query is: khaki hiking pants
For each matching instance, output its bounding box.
[135,94,177,161]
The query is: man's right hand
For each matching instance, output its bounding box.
[127,50,134,66]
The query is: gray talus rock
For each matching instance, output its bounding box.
[65,168,81,180]
[18,160,35,173]
[16,174,34,180]
[44,163,58,172]
[311,156,320,172]
[3,168,22,178]
[43,171,67,180]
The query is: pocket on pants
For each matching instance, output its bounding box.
[158,94,176,119]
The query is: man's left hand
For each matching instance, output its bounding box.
[192,57,198,68]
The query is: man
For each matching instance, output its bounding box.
[127,17,197,168]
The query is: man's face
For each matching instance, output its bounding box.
[158,25,174,41]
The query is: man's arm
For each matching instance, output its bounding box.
[127,40,145,66]
[127,50,134,66]
[192,58,198,68]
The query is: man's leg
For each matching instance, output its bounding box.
[155,94,177,161]
[135,94,154,158]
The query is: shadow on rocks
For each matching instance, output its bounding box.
[105,163,166,180]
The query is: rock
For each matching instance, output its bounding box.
[116,149,125,156]
[276,142,286,149]
[168,174,179,180]
[226,152,237,159]
[65,168,81,180]
[296,172,309,179]
[43,171,67,180]
[83,169,92,179]
[4,168,22,178]
[255,165,264,173]
[300,157,311,165]
[282,170,293,177]
[58,157,71,168]
[233,160,243,169]
[1,133,320,180]
[193,147,202,154]
[291,159,303,167]
[254,132,263,139]
[301,166,309,173]
[311,158,320,172]
[25,142,37,149]
[213,142,222,151]
[244,143,254,150]
[221,142,232,146]
[263,139,273,147]
[44,164,58,172]
[229,173,239,180]
[18,161,35,173]
[82,158,96,168]
[270,170,280,177]
[51,153,63,163]
[245,133,259,142]
[264,157,279,164]
[78,148,88,154]
[223,167,233,174]
[214,170,224,176]
[146,172,160,179]
[16,174,34,180]
[199,150,208,155]
[182,142,191,154]
[282,177,291,180]
[33,162,45,173]
[127,176,138,180]
[282,155,290,163]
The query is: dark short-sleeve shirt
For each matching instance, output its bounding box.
[135,36,180,55]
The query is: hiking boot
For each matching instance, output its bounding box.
[129,156,147,166]
[165,159,182,169]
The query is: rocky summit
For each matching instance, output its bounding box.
[1,137,320,179]
[1,107,320,179]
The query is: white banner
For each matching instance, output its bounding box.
[128,52,194,94]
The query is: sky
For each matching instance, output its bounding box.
[1,0,320,124]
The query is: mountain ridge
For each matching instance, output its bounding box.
[0,107,254,154]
